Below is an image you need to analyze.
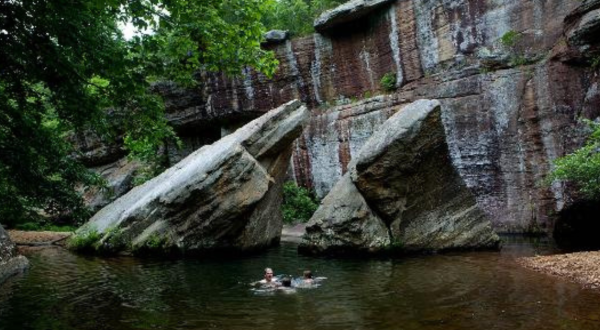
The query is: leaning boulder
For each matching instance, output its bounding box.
[300,100,500,255]
[0,225,29,284]
[75,100,309,255]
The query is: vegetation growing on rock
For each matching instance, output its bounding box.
[380,72,397,92]
[550,120,600,199]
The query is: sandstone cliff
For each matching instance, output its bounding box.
[82,0,600,237]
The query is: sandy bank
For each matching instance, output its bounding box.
[518,251,600,290]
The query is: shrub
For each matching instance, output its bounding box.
[549,120,600,199]
[67,229,102,252]
[380,72,397,92]
[282,182,319,224]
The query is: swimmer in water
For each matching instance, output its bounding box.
[302,270,313,284]
[253,267,279,286]
[278,277,296,294]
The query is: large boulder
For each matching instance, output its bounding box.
[75,100,309,255]
[300,100,500,255]
[0,226,28,284]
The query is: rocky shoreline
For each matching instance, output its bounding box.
[518,251,600,290]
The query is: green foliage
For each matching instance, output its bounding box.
[262,0,346,36]
[549,120,600,199]
[380,72,397,92]
[282,182,319,224]
[67,229,102,252]
[500,30,521,48]
[132,233,172,255]
[1,0,277,227]
[14,222,77,232]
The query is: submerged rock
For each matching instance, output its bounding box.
[0,225,29,284]
[75,100,309,255]
[300,100,500,255]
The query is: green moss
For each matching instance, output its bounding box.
[500,30,521,48]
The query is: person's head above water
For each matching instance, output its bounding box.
[264,268,274,282]
[303,270,312,279]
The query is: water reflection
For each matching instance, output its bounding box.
[0,238,599,330]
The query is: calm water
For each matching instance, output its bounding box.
[1,238,600,330]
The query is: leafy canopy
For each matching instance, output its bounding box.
[0,0,278,227]
[549,120,600,199]
[262,0,346,36]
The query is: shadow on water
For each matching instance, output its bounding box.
[1,237,600,330]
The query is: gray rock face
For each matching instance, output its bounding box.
[314,0,396,32]
[300,100,500,255]
[263,30,289,44]
[77,100,309,254]
[0,226,28,284]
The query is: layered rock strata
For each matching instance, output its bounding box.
[75,100,308,254]
[300,100,500,255]
[80,0,600,237]
[0,225,29,284]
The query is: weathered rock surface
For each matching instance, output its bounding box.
[76,100,308,254]
[314,0,396,32]
[301,173,390,254]
[301,100,500,255]
[263,30,289,44]
[0,225,28,284]
[565,0,600,47]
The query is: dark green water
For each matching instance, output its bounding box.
[1,238,600,330]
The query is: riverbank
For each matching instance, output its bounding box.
[8,230,72,247]
[518,251,600,290]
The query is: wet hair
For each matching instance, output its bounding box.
[281,277,292,287]
[265,268,273,274]
[303,270,312,279]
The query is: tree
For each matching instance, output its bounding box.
[549,120,600,199]
[0,0,278,227]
